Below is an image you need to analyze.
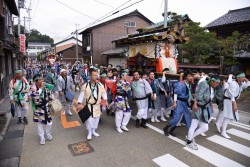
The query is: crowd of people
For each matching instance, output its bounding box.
[8,61,250,150]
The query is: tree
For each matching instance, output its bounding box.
[14,25,27,34]
[29,29,54,44]
[14,25,54,44]
[178,21,223,64]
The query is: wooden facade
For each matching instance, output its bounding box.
[206,6,250,76]
[0,0,23,101]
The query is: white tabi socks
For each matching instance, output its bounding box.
[87,129,92,140]
[92,129,100,137]
[160,109,167,122]
[221,118,231,139]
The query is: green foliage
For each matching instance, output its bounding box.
[29,29,54,44]
[177,21,249,67]
[14,25,26,34]
[14,25,54,44]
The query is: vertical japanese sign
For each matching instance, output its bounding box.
[20,34,26,55]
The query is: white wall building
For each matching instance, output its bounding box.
[27,42,51,59]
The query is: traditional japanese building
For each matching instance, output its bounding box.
[206,6,250,76]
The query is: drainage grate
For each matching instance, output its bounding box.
[68,141,94,156]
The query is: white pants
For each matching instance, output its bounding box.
[151,108,161,117]
[101,106,106,112]
[216,110,223,126]
[38,121,52,140]
[137,107,148,119]
[16,105,28,118]
[86,116,100,130]
[115,111,131,128]
[108,101,116,113]
[221,117,231,133]
[187,119,208,140]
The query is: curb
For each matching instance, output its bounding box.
[0,113,11,142]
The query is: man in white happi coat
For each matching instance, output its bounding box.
[57,69,74,116]
[217,72,250,138]
[132,71,153,128]
[77,69,108,140]
[9,70,30,124]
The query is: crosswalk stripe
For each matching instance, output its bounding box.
[211,117,250,131]
[183,145,244,167]
[207,135,250,157]
[227,128,250,141]
[131,116,245,167]
[153,154,189,167]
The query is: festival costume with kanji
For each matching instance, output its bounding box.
[31,84,54,144]
[78,82,107,140]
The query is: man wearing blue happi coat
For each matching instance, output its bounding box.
[163,70,193,136]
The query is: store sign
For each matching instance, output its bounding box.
[20,34,26,55]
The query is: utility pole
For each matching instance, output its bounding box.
[164,0,168,28]
[18,0,21,35]
[75,24,79,63]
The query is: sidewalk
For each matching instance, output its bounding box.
[0,97,25,167]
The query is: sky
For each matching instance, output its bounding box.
[16,0,250,42]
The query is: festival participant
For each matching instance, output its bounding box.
[163,70,193,136]
[147,72,166,123]
[186,75,221,150]
[31,74,54,145]
[219,72,250,138]
[57,69,74,116]
[115,71,132,133]
[77,69,108,140]
[81,64,90,83]
[98,72,116,115]
[9,70,30,124]
[74,71,83,92]
[159,68,174,121]
[45,66,58,93]
[132,71,153,128]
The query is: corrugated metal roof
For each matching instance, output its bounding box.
[205,6,250,28]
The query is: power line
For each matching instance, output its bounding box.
[118,0,144,11]
[33,0,39,19]
[94,0,115,8]
[155,0,164,22]
[77,0,135,32]
[63,0,144,41]
[54,0,97,20]
[33,7,76,25]
[31,20,58,35]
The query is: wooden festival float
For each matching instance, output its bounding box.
[113,14,190,79]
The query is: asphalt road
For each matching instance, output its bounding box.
[20,99,250,167]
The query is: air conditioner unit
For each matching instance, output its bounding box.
[86,46,91,51]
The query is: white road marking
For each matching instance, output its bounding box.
[207,135,250,157]
[131,116,245,167]
[227,128,250,141]
[153,154,189,167]
[211,117,250,131]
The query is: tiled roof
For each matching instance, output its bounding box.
[205,6,250,28]
[234,51,250,59]
[56,43,75,53]
[102,47,128,55]
[113,14,190,42]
